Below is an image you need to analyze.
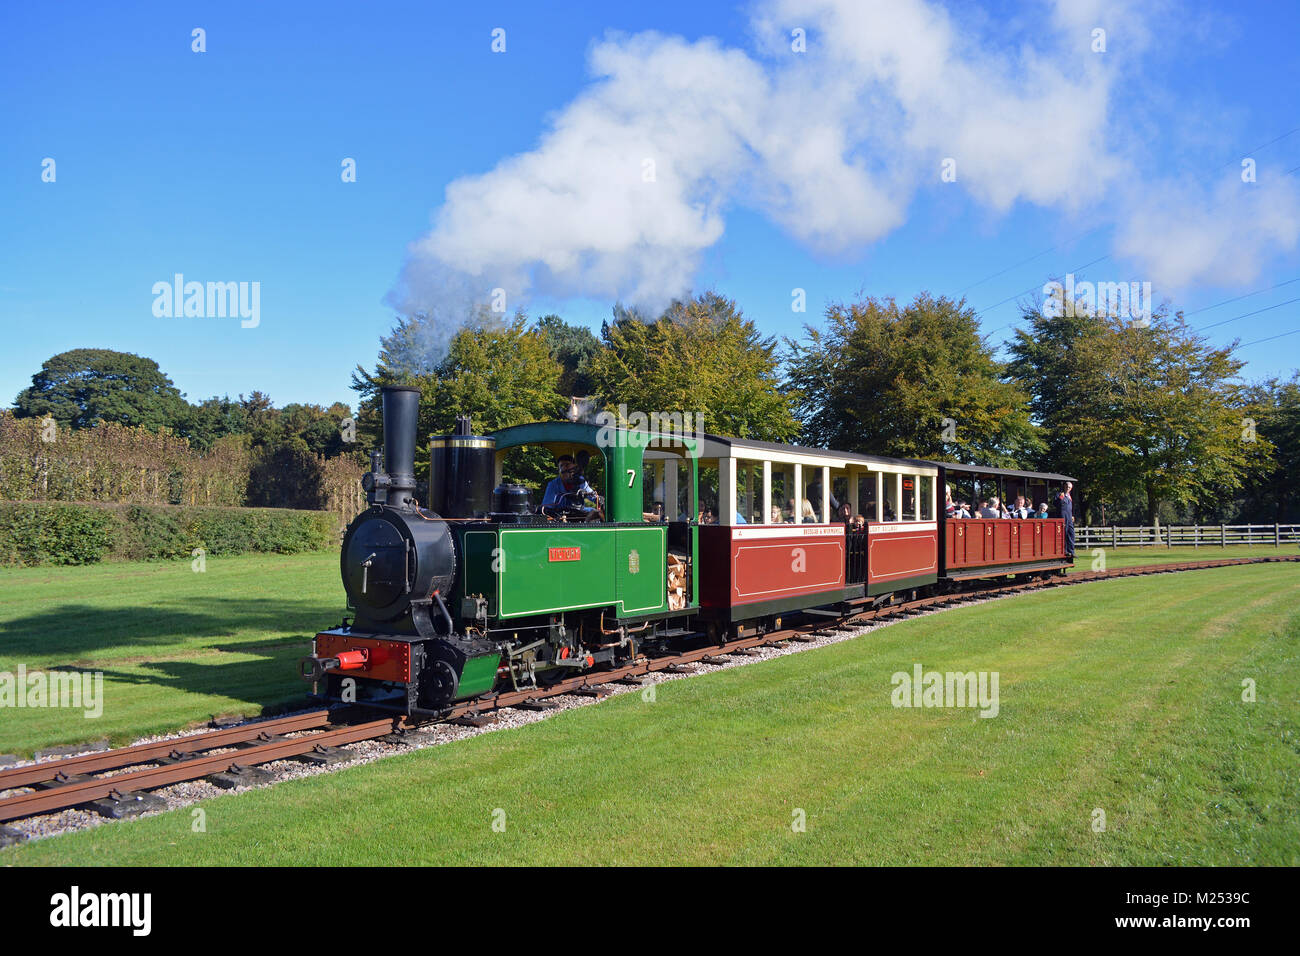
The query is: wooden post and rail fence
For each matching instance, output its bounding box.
[1074,524,1300,548]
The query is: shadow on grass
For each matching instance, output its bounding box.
[0,596,345,664]
[66,649,314,717]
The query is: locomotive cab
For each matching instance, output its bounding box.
[302,394,706,716]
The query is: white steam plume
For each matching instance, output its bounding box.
[388,0,1298,345]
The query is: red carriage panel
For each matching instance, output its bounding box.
[945,518,1066,571]
[699,524,846,608]
[866,521,938,587]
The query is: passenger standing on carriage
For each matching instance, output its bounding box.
[808,479,839,518]
[1057,482,1075,556]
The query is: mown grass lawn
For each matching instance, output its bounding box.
[1066,543,1295,572]
[0,553,342,755]
[2,547,1287,757]
[5,560,1296,866]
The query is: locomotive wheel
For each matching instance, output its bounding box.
[422,659,460,709]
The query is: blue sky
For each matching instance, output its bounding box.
[2,0,1298,411]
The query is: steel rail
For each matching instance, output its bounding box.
[0,719,397,823]
[0,709,334,791]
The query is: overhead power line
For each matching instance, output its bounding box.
[1235,327,1299,349]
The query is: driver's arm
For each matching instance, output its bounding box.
[541,478,566,508]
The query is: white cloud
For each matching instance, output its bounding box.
[1114,171,1300,289]
[390,0,1295,335]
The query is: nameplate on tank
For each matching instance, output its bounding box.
[548,547,581,562]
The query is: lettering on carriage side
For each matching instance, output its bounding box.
[549,547,581,562]
[732,524,844,539]
[868,522,937,534]
[49,886,152,936]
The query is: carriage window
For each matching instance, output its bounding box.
[953,476,975,515]
[801,467,828,523]
[858,470,878,523]
[902,475,917,521]
[736,460,759,524]
[768,468,789,524]
[832,470,850,522]
[920,475,933,520]
[697,462,719,524]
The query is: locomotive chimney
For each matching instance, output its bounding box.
[381,385,420,508]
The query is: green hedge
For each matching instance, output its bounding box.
[0,501,339,567]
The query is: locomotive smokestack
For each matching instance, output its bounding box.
[381,385,420,507]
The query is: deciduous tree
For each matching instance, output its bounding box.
[590,293,799,442]
[784,294,1039,464]
[14,349,189,433]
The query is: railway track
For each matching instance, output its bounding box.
[2,554,1295,832]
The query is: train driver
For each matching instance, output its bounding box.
[542,454,600,511]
